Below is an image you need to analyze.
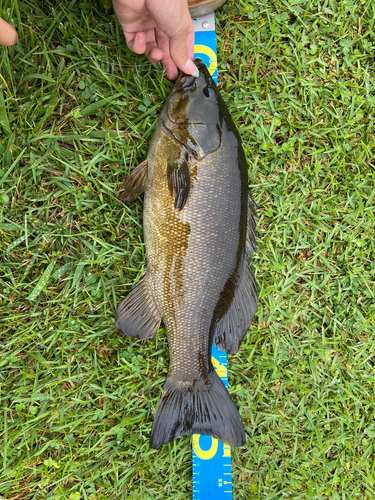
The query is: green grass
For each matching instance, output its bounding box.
[0,0,374,498]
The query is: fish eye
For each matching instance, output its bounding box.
[203,86,215,98]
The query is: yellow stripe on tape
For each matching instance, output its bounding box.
[193,434,218,460]
[194,44,217,75]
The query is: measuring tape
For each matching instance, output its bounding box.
[192,12,233,500]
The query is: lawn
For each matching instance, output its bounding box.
[0,0,374,498]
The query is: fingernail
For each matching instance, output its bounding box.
[185,58,199,77]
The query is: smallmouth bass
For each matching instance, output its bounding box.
[116,58,258,449]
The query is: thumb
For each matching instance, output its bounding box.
[168,17,197,75]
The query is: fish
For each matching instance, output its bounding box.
[116,58,258,449]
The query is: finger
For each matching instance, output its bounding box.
[165,62,179,81]
[148,0,198,75]
[169,16,197,75]
[124,28,163,64]
[147,46,163,63]
[155,27,178,80]
[125,31,147,54]
[162,57,179,81]
[0,18,18,47]
[186,24,195,62]
[147,0,197,75]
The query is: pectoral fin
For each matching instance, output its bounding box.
[120,159,148,202]
[116,273,161,340]
[167,152,191,211]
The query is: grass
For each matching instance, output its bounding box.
[0,0,374,498]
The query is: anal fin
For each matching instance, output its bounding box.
[213,253,258,354]
[120,159,148,202]
[116,273,161,339]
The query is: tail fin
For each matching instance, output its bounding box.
[150,370,245,449]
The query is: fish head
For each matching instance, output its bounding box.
[161,58,222,160]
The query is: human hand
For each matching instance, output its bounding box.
[112,0,196,80]
[0,18,18,46]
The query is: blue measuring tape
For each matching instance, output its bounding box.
[192,12,233,500]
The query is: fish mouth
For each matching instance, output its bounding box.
[175,73,197,92]
[175,57,204,91]
[167,58,207,125]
